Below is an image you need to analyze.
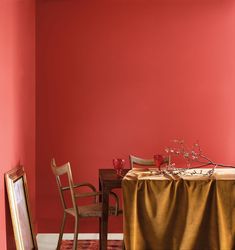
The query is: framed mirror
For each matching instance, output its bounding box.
[5,166,37,250]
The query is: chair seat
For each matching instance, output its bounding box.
[65,203,117,218]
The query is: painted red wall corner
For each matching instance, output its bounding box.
[0,0,36,248]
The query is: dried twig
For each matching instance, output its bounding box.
[165,139,235,169]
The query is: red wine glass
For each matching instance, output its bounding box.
[154,154,165,171]
[113,158,125,176]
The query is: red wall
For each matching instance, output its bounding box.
[0,0,36,248]
[36,0,235,233]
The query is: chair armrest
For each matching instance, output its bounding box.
[61,183,122,215]
[61,182,97,192]
[109,191,122,216]
[73,182,97,192]
[74,182,99,202]
[75,190,122,215]
[75,191,102,198]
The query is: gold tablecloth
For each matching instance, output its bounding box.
[122,168,235,250]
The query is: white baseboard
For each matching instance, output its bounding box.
[37,233,123,250]
[37,233,123,240]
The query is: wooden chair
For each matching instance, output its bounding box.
[129,155,170,169]
[51,158,120,250]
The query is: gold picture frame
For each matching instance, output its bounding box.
[5,166,37,250]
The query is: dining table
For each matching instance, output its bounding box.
[99,168,130,250]
[122,167,235,250]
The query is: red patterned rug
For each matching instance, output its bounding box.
[60,240,123,249]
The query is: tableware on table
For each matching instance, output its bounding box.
[113,158,125,176]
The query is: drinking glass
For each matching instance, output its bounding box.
[154,154,165,171]
[113,158,125,176]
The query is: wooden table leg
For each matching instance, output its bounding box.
[100,186,109,250]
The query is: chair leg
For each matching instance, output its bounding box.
[73,217,79,250]
[99,217,102,250]
[57,212,67,250]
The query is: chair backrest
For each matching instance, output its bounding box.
[129,155,155,169]
[129,155,170,169]
[51,158,77,212]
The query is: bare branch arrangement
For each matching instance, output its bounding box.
[165,139,235,169]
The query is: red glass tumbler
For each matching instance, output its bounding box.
[113,158,125,176]
[154,154,165,171]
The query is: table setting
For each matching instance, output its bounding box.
[120,139,235,250]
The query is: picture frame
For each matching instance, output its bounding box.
[5,166,37,250]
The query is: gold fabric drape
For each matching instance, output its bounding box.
[122,169,235,250]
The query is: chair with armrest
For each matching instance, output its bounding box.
[129,155,170,169]
[51,158,121,250]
